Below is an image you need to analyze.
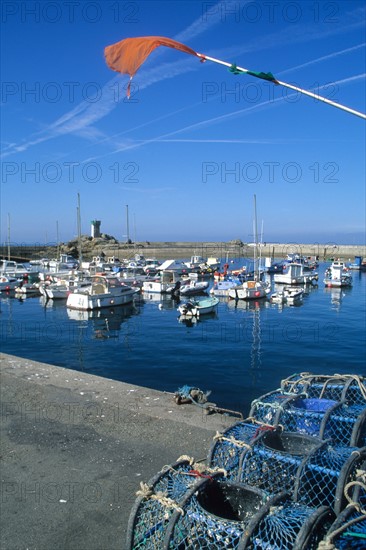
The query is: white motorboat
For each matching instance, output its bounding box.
[270,286,304,305]
[47,254,79,271]
[283,286,305,304]
[274,262,318,285]
[142,269,183,294]
[66,275,138,310]
[324,261,352,288]
[228,279,271,300]
[0,260,31,275]
[177,296,219,317]
[210,275,244,297]
[184,255,205,269]
[43,273,92,300]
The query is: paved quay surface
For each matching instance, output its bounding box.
[0,353,236,550]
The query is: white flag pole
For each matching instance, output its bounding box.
[196,53,366,120]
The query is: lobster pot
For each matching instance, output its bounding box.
[238,430,324,497]
[250,391,366,447]
[280,373,366,405]
[249,389,302,425]
[295,445,366,514]
[208,420,260,480]
[169,480,273,549]
[126,460,210,549]
[239,501,335,550]
[127,464,334,550]
[211,427,366,513]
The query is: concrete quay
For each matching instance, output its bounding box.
[0,353,236,550]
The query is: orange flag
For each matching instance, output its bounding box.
[104,36,200,97]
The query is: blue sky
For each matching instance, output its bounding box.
[1,0,365,246]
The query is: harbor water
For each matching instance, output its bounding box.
[1,261,365,415]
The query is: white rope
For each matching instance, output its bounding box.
[344,476,366,515]
[213,431,252,450]
[136,482,184,515]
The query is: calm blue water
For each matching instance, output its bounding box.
[1,261,365,415]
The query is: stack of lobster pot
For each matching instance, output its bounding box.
[126,372,366,549]
[126,458,336,549]
[249,390,366,447]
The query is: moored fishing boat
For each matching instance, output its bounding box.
[66,275,138,310]
[142,269,183,294]
[324,260,353,287]
[210,275,243,297]
[274,262,318,285]
[228,278,270,300]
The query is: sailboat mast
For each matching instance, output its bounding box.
[253,195,259,279]
[7,213,10,261]
[126,204,130,243]
[56,220,60,259]
[77,193,82,264]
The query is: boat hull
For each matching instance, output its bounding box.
[177,297,219,317]
[0,277,20,291]
[228,281,269,300]
[67,289,137,310]
[324,278,352,288]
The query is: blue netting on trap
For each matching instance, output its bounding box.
[250,390,366,446]
[208,420,260,480]
[127,463,334,550]
[239,501,335,550]
[294,445,366,513]
[280,373,366,405]
[167,480,272,549]
[209,425,366,513]
[238,430,325,497]
[319,463,366,549]
[127,460,211,549]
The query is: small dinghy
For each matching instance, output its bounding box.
[177,296,219,317]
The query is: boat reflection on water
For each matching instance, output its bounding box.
[324,285,352,312]
[226,299,265,384]
[67,303,139,339]
[142,291,181,311]
[39,295,67,309]
[227,298,271,311]
[178,309,219,327]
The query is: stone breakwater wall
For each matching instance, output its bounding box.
[2,241,365,263]
[94,242,366,261]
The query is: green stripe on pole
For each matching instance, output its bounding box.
[228,64,278,83]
